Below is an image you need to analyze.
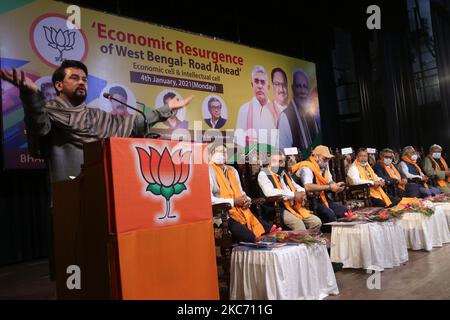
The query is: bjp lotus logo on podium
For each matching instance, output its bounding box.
[136,146,191,220]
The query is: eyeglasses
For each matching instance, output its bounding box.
[273,81,287,88]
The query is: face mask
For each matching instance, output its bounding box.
[359,161,368,167]
[317,158,328,169]
[432,153,441,159]
[410,155,418,162]
[275,166,285,174]
[212,153,225,164]
[383,158,392,166]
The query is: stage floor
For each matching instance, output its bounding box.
[1,243,449,300]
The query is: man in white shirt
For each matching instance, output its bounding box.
[209,144,272,242]
[257,152,322,231]
[266,68,289,127]
[347,148,397,207]
[234,65,278,147]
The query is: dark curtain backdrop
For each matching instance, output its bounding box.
[431,0,450,153]
[0,170,51,266]
[1,0,450,267]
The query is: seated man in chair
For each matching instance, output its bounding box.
[374,148,421,198]
[257,151,322,231]
[398,146,441,197]
[347,148,398,207]
[209,144,272,242]
[292,145,348,228]
[423,144,450,194]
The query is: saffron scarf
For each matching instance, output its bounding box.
[354,161,392,207]
[291,156,330,208]
[378,160,405,191]
[210,162,265,238]
[428,156,450,187]
[267,168,311,220]
[401,156,428,189]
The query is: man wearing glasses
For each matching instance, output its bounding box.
[374,148,421,198]
[267,68,289,126]
[204,97,227,129]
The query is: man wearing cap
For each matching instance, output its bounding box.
[348,148,398,207]
[291,145,348,229]
[423,144,450,193]
[374,148,421,198]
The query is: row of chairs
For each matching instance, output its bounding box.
[213,145,445,297]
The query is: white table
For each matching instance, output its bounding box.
[330,220,409,271]
[399,205,450,251]
[230,243,338,300]
[432,202,450,228]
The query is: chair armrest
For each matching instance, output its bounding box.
[264,195,284,204]
[347,183,371,192]
[212,203,232,212]
[407,178,422,184]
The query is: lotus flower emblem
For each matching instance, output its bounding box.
[136,146,191,220]
[43,26,76,62]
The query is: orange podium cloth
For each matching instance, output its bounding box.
[105,138,218,299]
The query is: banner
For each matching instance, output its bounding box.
[0,0,322,169]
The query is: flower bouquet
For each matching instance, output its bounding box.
[366,208,390,222]
[337,209,366,222]
[388,199,435,218]
[259,229,328,246]
[428,193,450,203]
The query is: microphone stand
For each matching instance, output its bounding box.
[105,94,160,139]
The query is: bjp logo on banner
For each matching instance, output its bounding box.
[136,146,192,220]
[30,13,88,68]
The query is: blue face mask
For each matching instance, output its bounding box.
[432,153,441,159]
[383,158,392,166]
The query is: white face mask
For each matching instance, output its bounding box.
[383,158,392,166]
[359,161,368,167]
[432,153,441,159]
[410,154,418,162]
[211,153,225,164]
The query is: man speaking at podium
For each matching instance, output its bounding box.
[1,60,193,182]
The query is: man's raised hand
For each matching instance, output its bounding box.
[167,95,194,111]
[0,68,38,93]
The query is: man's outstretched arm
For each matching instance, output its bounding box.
[1,68,51,136]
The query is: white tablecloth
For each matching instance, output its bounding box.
[230,243,338,300]
[432,202,450,228]
[330,220,409,271]
[399,205,450,251]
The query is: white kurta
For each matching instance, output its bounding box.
[234,97,278,146]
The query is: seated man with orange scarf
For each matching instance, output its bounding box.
[347,148,398,207]
[292,145,348,229]
[374,148,421,198]
[257,151,322,231]
[209,144,272,242]
[398,146,441,197]
[423,144,450,193]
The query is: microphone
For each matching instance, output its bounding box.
[103,92,159,139]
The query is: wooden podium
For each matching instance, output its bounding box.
[52,138,219,299]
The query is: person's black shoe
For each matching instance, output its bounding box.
[332,262,343,272]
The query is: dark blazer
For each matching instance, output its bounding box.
[373,162,400,184]
[204,117,226,129]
